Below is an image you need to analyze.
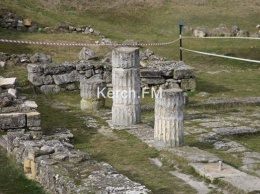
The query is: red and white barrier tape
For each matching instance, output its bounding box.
[0,38,179,47]
[182,48,260,63]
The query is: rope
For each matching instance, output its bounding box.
[183,36,260,40]
[182,48,260,63]
[0,38,180,47]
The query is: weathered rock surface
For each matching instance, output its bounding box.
[78,47,98,60]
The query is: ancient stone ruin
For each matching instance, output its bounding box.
[112,47,141,126]
[80,76,106,110]
[0,75,150,194]
[0,52,52,68]
[154,88,184,147]
[0,10,104,36]
[184,23,260,37]
[27,47,196,94]
[0,129,149,194]
[0,76,42,139]
[1,47,198,193]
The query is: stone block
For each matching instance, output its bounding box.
[7,88,17,98]
[44,63,76,75]
[26,112,41,127]
[78,47,98,60]
[180,78,196,91]
[166,79,180,89]
[161,68,174,77]
[173,62,195,79]
[24,101,38,109]
[140,68,161,78]
[76,61,94,71]
[0,113,26,129]
[193,28,208,37]
[141,78,165,85]
[30,53,52,64]
[28,73,53,86]
[0,77,17,89]
[27,64,44,73]
[53,70,79,85]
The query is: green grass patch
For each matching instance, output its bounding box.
[0,147,46,194]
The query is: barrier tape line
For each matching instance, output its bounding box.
[0,38,179,47]
[182,48,260,63]
[183,36,260,40]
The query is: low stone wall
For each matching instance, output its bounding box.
[0,128,150,194]
[184,24,260,37]
[27,60,97,93]
[0,10,104,36]
[140,61,196,91]
[27,49,196,93]
[0,52,52,68]
[0,76,42,138]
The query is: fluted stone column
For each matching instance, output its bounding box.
[112,47,141,126]
[80,77,106,110]
[154,88,184,147]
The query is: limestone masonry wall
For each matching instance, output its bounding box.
[0,129,149,194]
[0,76,42,138]
[27,48,196,93]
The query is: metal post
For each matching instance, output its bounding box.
[179,21,184,61]
[218,160,223,171]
